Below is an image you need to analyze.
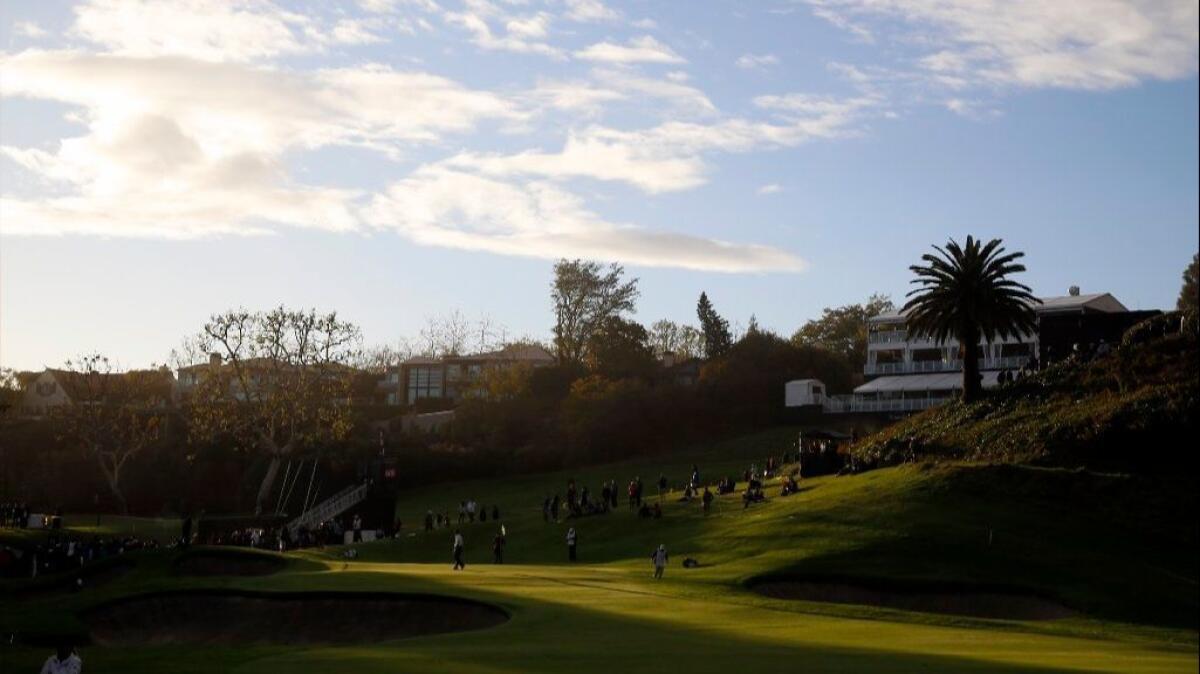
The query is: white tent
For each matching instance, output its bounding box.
[854,371,1000,395]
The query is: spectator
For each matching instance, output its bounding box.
[492,529,505,564]
[491,505,500,522]
[40,643,81,674]
[424,510,434,533]
[566,527,577,562]
[452,530,465,570]
[651,544,669,580]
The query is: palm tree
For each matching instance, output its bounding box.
[903,236,1040,402]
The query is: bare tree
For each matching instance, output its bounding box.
[180,307,362,515]
[54,354,169,514]
[649,320,704,360]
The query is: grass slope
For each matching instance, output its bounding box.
[2,427,1197,673]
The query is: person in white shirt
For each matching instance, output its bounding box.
[566,527,577,562]
[452,530,465,570]
[652,544,669,579]
[41,644,82,674]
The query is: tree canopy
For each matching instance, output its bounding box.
[903,236,1038,402]
[696,292,732,359]
[551,260,639,366]
[178,306,362,514]
[1178,253,1198,315]
[792,294,894,373]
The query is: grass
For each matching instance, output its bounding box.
[1,428,1197,673]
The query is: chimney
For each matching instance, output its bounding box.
[1068,286,1080,297]
[209,352,223,368]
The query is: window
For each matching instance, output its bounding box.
[36,381,57,396]
[812,385,823,396]
[406,366,444,403]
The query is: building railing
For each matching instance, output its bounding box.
[868,331,907,344]
[864,356,1030,376]
[822,395,953,414]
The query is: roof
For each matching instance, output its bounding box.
[869,292,1128,324]
[854,371,1001,394]
[401,344,556,367]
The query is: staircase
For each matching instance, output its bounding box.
[287,482,370,535]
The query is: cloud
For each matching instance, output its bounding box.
[445,6,565,58]
[757,183,782,195]
[563,0,620,23]
[575,35,685,64]
[590,68,716,114]
[0,50,522,236]
[736,53,780,69]
[806,0,1198,91]
[13,21,48,38]
[362,166,805,272]
[441,92,879,193]
[68,0,381,63]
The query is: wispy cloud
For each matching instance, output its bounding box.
[736,53,779,69]
[363,166,805,272]
[12,21,48,38]
[756,183,782,195]
[575,35,685,64]
[69,0,381,63]
[805,0,1198,91]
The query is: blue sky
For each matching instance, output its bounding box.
[1,0,1197,370]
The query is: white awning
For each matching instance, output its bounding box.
[854,371,1000,394]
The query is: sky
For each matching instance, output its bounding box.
[0,0,1197,370]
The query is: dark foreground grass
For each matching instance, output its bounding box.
[2,428,1196,673]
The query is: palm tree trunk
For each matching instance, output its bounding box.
[960,337,982,403]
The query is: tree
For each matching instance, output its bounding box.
[696,292,732,359]
[551,259,639,365]
[791,294,894,373]
[585,317,657,381]
[903,236,1038,403]
[53,354,169,514]
[648,320,703,359]
[179,307,362,515]
[1178,253,1198,315]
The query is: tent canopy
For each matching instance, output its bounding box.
[854,371,1000,394]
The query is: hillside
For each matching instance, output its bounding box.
[851,320,1198,476]
[3,426,1197,673]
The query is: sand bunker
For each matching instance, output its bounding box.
[13,559,134,599]
[752,579,1076,620]
[173,549,286,577]
[83,590,510,645]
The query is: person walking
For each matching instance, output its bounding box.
[566,527,577,562]
[652,544,669,580]
[492,528,505,564]
[452,529,465,570]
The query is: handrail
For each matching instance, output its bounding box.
[286,481,370,535]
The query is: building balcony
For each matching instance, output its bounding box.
[868,331,907,344]
[864,355,1030,376]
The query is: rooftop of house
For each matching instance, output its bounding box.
[395,343,555,367]
[869,292,1129,325]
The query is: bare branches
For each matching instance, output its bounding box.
[178,307,363,514]
[54,353,168,514]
